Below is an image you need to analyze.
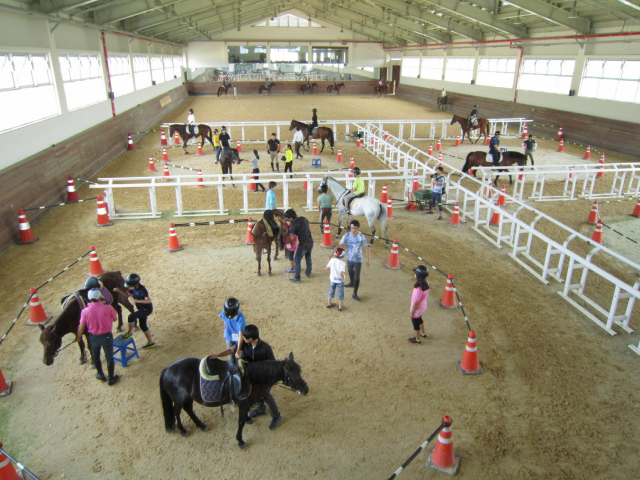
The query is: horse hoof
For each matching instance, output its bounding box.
[268,273,272,277]
[185,152,189,155]
[180,431,189,438]
[245,418,254,424]
[238,441,247,449]
[200,425,207,432]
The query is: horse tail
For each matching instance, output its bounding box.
[377,201,389,244]
[159,368,176,433]
[328,129,334,148]
[462,152,472,173]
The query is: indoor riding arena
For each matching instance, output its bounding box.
[2,2,640,479]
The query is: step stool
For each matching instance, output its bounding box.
[312,158,321,168]
[112,334,139,367]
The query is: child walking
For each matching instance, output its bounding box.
[285,218,297,274]
[284,144,294,178]
[326,247,346,311]
[408,265,430,344]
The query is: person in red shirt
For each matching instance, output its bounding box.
[75,288,119,385]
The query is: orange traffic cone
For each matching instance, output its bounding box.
[454,135,461,147]
[0,368,12,397]
[89,245,104,276]
[387,197,394,219]
[16,208,38,245]
[320,220,336,248]
[26,287,52,326]
[497,185,506,207]
[174,130,180,145]
[67,175,79,202]
[148,156,156,172]
[489,203,501,226]
[557,140,564,152]
[245,218,254,245]
[518,168,524,181]
[404,192,418,211]
[356,137,361,148]
[197,169,204,188]
[556,125,564,141]
[438,152,443,164]
[162,148,168,161]
[380,183,388,204]
[349,156,355,172]
[597,153,605,178]
[591,219,603,245]
[303,174,308,192]
[586,201,599,224]
[436,139,442,152]
[312,141,318,155]
[412,173,419,192]
[521,123,528,139]
[196,142,203,156]
[568,167,574,180]
[0,445,21,479]
[336,148,342,162]
[385,239,402,269]
[439,273,457,309]
[450,202,461,227]
[426,416,461,475]
[167,223,183,252]
[163,162,170,179]
[95,195,112,227]
[458,330,484,374]
[249,176,256,192]
[160,129,167,145]
[237,140,242,153]
[127,133,135,150]
[631,199,640,218]
[584,145,591,160]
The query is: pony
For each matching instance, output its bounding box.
[319,176,390,247]
[461,151,527,185]
[38,271,134,366]
[300,83,318,95]
[327,83,346,95]
[218,148,243,187]
[374,85,388,98]
[437,95,448,111]
[169,124,214,155]
[160,353,309,448]
[217,84,232,97]
[258,83,276,95]
[288,120,334,154]
[450,114,490,144]
[251,210,286,276]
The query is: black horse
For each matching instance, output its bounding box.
[218,148,243,187]
[160,353,308,448]
[258,83,276,95]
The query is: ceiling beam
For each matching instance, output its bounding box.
[506,0,591,33]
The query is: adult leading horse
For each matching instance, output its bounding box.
[251,209,287,276]
[451,114,490,144]
[300,83,318,95]
[169,124,214,155]
[462,150,527,185]
[437,95,448,111]
[39,271,134,366]
[258,83,276,95]
[160,353,309,448]
[373,85,388,98]
[288,120,334,154]
[319,176,390,247]
[217,84,232,97]
[327,83,346,95]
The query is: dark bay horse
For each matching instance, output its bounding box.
[374,85,388,98]
[258,83,276,95]
[462,151,527,185]
[218,148,243,187]
[451,114,490,144]
[301,83,318,94]
[437,95,448,111]
[39,271,134,366]
[288,120,335,154]
[327,83,345,95]
[169,124,214,154]
[217,84,232,97]
[160,353,309,448]
[251,210,286,276]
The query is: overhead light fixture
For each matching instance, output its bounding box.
[567,1,579,18]
[513,10,522,24]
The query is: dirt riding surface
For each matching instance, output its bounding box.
[1,94,639,479]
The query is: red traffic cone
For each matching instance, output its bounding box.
[0,368,13,397]
[96,195,113,227]
[426,416,461,475]
[556,125,564,141]
[148,156,156,172]
[469,168,474,177]
[387,197,394,219]
[412,173,419,192]
[385,239,402,269]
[336,148,343,162]
[320,220,336,248]
[485,136,491,145]
[89,245,104,276]
[167,223,183,252]
[489,204,501,226]
[127,133,135,150]
[371,136,375,146]
[450,202,461,227]
[497,185,506,207]
[237,140,242,153]
[249,176,256,192]
[245,218,254,245]
[631,199,640,218]
[162,148,168,161]
[591,219,603,245]
[160,129,167,145]
[454,135,461,147]
[384,130,390,141]
[568,167,574,179]
[67,175,79,202]
[312,141,318,155]
[597,153,605,178]
[521,123,528,139]
[26,287,52,326]
[356,137,361,148]
[163,162,170,179]
[518,168,524,181]
[458,330,484,374]
[197,169,204,188]
[196,142,203,156]
[0,446,21,479]
[174,130,180,145]
[374,137,378,148]
[557,140,564,152]
[436,139,442,152]
[349,156,355,172]
[404,192,418,211]
[584,145,591,160]
[428,144,433,156]
[439,273,457,309]
[380,183,388,204]
[586,201,599,224]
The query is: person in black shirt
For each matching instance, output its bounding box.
[114,273,155,349]
[218,126,231,163]
[469,105,478,128]
[523,134,536,166]
[285,209,314,282]
[308,108,318,136]
[266,133,280,172]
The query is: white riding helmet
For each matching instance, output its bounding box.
[88,288,102,302]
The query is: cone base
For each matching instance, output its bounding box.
[25,314,52,326]
[631,213,640,218]
[16,236,39,245]
[244,240,254,245]
[320,243,336,249]
[384,262,402,270]
[96,222,113,227]
[0,380,12,397]
[439,299,458,310]
[426,449,460,476]
[450,222,461,227]
[167,246,184,253]
[457,359,484,375]
[586,220,598,225]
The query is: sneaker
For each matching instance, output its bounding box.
[408,338,421,345]
[268,414,282,430]
[421,334,427,339]
[248,408,267,419]
[142,342,156,349]
[122,332,133,341]
[305,272,311,278]
[289,278,301,283]
[285,269,295,274]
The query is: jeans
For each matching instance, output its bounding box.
[294,243,313,280]
[215,146,221,161]
[89,332,114,372]
[490,148,500,166]
[253,389,280,419]
[431,192,443,212]
[188,125,195,137]
[525,149,534,165]
[328,282,345,300]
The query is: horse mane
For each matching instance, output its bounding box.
[292,119,308,127]
[245,360,284,385]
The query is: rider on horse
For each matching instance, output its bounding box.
[469,105,478,128]
[489,131,501,166]
[333,78,338,91]
[187,109,196,140]
[308,108,318,136]
[378,79,384,92]
[307,79,312,91]
[441,88,447,98]
[343,167,365,215]
[222,78,227,88]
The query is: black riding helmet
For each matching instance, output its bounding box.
[413,265,429,278]
[352,167,361,176]
[312,108,317,113]
[224,297,240,318]
[84,277,101,290]
[124,273,141,288]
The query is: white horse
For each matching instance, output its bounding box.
[319,176,390,247]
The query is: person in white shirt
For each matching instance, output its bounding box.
[187,109,196,141]
[326,247,346,311]
[293,127,304,159]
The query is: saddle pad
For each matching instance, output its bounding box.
[62,293,85,311]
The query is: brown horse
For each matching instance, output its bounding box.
[327,83,346,95]
[251,210,286,276]
[218,148,243,187]
[258,83,276,95]
[169,124,214,154]
[437,95,448,111]
[462,150,527,185]
[301,83,318,95]
[288,120,335,154]
[217,84,232,97]
[374,85,388,98]
[39,271,134,366]
[451,115,490,144]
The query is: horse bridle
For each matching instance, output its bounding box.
[277,369,307,395]
[47,335,74,358]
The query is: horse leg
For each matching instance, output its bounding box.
[236,406,250,449]
[183,399,207,432]
[320,139,325,153]
[370,223,376,245]
[267,244,272,276]
[173,403,189,437]
[78,338,87,365]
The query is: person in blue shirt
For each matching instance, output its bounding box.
[489,131,501,167]
[335,219,370,302]
[266,181,277,210]
[216,297,246,361]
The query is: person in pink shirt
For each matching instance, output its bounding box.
[75,288,119,385]
[408,265,430,345]
[284,218,298,274]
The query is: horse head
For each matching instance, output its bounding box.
[39,323,61,366]
[288,120,298,131]
[450,115,457,125]
[318,176,329,193]
[283,352,309,396]
[230,149,242,164]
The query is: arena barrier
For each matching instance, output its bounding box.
[387,418,448,479]
[359,122,640,338]
[0,442,41,479]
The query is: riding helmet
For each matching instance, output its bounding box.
[88,288,103,302]
[84,277,101,290]
[413,265,429,278]
[189,109,194,113]
[352,167,361,176]
[495,131,501,135]
[124,273,141,288]
[221,126,227,131]
[334,247,346,258]
[224,297,240,318]
[312,108,317,112]
[474,105,478,108]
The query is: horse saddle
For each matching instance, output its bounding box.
[347,196,364,211]
[308,126,318,135]
[261,211,280,237]
[199,358,251,404]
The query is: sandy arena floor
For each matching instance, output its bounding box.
[1,94,640,480]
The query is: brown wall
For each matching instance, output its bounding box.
[396,84,640,159]
[188,80,379,96]
[0,84,189,252]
